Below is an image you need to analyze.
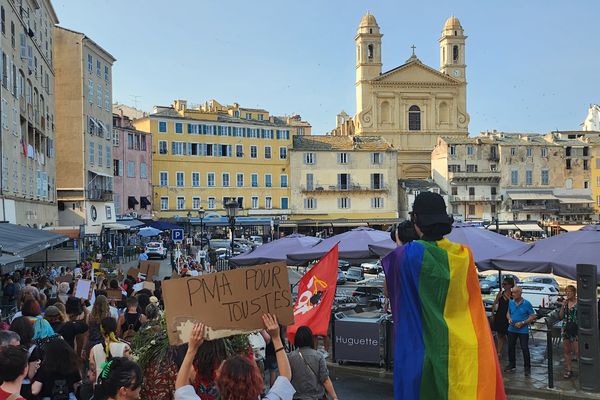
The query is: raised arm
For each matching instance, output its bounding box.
[263,314,291,381]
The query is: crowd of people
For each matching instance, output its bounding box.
[0,262,337,400]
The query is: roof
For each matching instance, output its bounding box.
[507,191,557,200]
[292,135,393,151]
[444,16,462,30]
[0,224,69,258]
[359,12,379,27]
[399,179,443,190]
[439,136,493,145]
[55,26,117,63]
[147,107,302,128]
[374,57,460,84]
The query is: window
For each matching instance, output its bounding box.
[161,197,169,210]
[584,147,589,157]
[525,170,532,186]
[338,197,351,209]
[222,173,230,187]
[371,197,384,209]
[87,54,93,72]
[451,186,458,196]
[453,45,459,63]
[159,140,168,154]
[158,121,167,133]
[127,133,134,149]
[89,142,95,164]
[338,152,349,164]
[237,173,244,187]
[371,152,383,164]
[466,146,474,156]
[526,147,533,157]
[112,159,121,176]
[337,173,350,190]
[251,173,258,188]
[207,173,215,187]
[192,172,200,187]
[208,197,216,209]
[466,164,478,173]
[98,144,103,166]
[97,85,102,108]
[597,176,600,187]
[96,60,101,76]
[265,174,272,188]
[192,197,201,210]
[251,196,259,209]
[176,172,184,187]
[491,204,496,214]
[236,144,243,158]
[583,160,589,170]
[104,65,109,82]
[175,122,183,134]
[250,146,257,158]
[566,147,572,157]
[449,145,456,156]
[264,146,272,159]
[468,205,475,216]
[541,170,549,185]
[280,175,288,188]
[279,147,287,160]
[127,161,135,177]
[88,80,94,102]
[566,159,571,170]
[541,147,548,157]
[140,136,146,151]
[491,187,497,196]
[597,195,600,207]
[304,152,316,164]
[106,145,111,167]
[160,171,168,187]
[510,147,516,156]
[448,165,460,173]
[371,173,383,190]
[452,205,459,215]
[584,181,589,189]
[408,105,421,131]
[306,173,314,191]
[176,197,185,210]
[265,196,272,209]
[511,170,519,185]
[304,198,317,209]
[245,113,252,119]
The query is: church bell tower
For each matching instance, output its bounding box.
[439,16,466,82]
[355,12,382,118]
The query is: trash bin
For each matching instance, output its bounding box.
[333,310,388,366]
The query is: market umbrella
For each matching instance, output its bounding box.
[287,227,389,264]
[229,234,321,267]
[479,225,600,280]
[368,225,528,265]
[147,221,182,231]
[138,227,162,238]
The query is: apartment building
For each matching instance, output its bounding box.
[112,111,152,217]
[53,26,117,235]
[0,0,59,226]
[289,135,398,228]
[133,99,311,219]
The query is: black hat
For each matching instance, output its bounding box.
[412,192,452,227]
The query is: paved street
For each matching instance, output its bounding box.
[329,368,393,399]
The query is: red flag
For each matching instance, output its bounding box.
[287,244,338,344]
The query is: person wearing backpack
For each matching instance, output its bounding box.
[31,338,81,400]
[117,297,146,341]
[89,317,131,384]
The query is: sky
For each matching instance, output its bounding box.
[52,0,599,136]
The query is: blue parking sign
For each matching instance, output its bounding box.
[172,229,184,243]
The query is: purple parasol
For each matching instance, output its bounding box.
[229,234,321,266]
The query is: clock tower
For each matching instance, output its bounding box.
[439,16,466,82]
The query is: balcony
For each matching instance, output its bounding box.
[88,188,113,201]
[448,170,501,183]
[301,184,389,193]
[449,195,501,203]
[510,202,559,212]
[558,206,594,215]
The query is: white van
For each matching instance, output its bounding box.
[491,283,559,309]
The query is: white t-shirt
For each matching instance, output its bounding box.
[174,376,295,400]
[87,305,119,321]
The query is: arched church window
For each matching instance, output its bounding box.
[453,45,459,63]
[408,105,421,131]
[368,44,374,59]
[369,28,373,34]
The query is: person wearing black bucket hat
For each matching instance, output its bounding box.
[409,191,454,240]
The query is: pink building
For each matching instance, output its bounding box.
[112,112,153,217]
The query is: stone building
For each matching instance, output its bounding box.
[398,179,446,220]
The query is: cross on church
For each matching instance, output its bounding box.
[411,44,416,55]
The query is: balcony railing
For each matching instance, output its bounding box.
[449,195,501,203]
[448,170,501,182]
[88,188,113,201]
[301,184,389,193]
[510,203,559,212]
[558,207,594,215]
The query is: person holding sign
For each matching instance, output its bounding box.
[175,314,295,400]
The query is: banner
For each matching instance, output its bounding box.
[162,262,294,344]
[287,244,338,343]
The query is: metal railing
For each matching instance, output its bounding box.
[301,184,388,193]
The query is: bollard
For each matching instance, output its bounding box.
[546,327,553,388]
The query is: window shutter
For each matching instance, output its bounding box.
[337,174,341,189]
[228,144,232,157]
[336,153,340,163]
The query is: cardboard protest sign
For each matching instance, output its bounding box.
[162,262,294,345]
[55,274,74,284]
[75,279,93,300]
[126,268,140,278]
[131,281,155,293]
[106,289,123,302]
[139,261,160,281]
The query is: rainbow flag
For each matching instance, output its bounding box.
[382,238,505,400]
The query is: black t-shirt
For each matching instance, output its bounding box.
[52,320,89,349]
[33,366,81,397]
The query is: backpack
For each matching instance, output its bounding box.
[122,323,137,342]
[50,379,69,400]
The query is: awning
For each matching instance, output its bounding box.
[90,170,112,178]
[331,222,368,227]
[0,223,68,258]
[103,223,129,231]
[85,225,102,236]
[0,254,25,274]
[116,219,145,229]
[515,223,543,232]
[128,196,139,209]
[507,192,557,200]
[90,117,100,129]
[486,223,518,231]
[560,224,585,232]
[45,227,80,239]
[556,197,593,204]
[140,197,151,208]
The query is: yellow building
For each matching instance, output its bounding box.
[133,99,311,219]
[331,13,469,179]
[288,135,398,232]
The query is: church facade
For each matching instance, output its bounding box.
[342,13,470,179]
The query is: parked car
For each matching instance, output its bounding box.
[145,242,166,259]
[478,273,520,294]
[491,283,559,309]
[337,268,346,285]
[249,235,264,246]
[345,267,365,282]
[360,259,383,274]
[209,240,248,255]
[352,278,385,304]
[338,259,351,271]
[520,276,560,291]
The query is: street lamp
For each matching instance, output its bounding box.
[225,200,239,257]
[186,211,192,238]
[198,208,206,248]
